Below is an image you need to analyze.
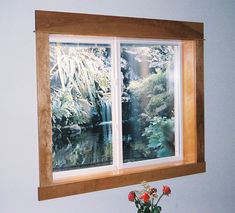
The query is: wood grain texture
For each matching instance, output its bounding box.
[38,162,206,200]
[195,40,205,162]
[35,10,203,40]
[182,41,197,163]
[36,32,53,186]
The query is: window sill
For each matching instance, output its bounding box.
[38,161,205,200]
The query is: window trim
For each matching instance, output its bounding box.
[35,10,205,200]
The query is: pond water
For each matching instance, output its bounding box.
[53,96,113,172]
[53,122,113,172]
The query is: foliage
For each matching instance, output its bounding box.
[122,45,174,74]
[128,182,171,213]
[50,43,112,127]
[51,87,92,126]
[128,71,173,118]
[129,73,165,96]
[121,44,176,160]
[142,116,175,157]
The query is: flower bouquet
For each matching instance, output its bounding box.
[128,182,171,213]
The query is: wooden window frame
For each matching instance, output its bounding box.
[35,10,205,200]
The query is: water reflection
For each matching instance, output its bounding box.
[53,123,112,172]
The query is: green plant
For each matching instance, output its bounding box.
[51,88,91,126]
[50,43,112,127]
[142,116,175,157]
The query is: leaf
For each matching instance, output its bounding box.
[154,206,162,213]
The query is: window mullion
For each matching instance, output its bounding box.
[175,43,183,159]
[112,38,123,169]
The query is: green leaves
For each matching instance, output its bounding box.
[142,116,175,158]
[134,202,162,213]
[153,206,162,213]
[50,43,112,128]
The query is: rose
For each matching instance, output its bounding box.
[128,191,136,202]
[140,192,150,203]
[162,185,171,195]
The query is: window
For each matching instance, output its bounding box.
[36,10,205,200]
[50,36,182,179]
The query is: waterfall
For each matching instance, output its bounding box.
[100,98,112,143]
[100,98,111,122]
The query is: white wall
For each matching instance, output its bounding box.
[1,0,235,212]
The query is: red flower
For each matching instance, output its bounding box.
[140,192,150,203]
[128,191,136,202]
[162,185,171,195]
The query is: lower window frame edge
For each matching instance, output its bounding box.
[38,161,206,200]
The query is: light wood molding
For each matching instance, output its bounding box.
[182,41,197,163]
[36,32,53,186]
[35,10,205,200]
[35,10,203,40]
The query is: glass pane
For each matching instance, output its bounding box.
[50,40,113,172]
[120,43,177,163]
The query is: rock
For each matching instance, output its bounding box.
[122,97,130,102]
[62,124,82,137]
[122,91,129,97]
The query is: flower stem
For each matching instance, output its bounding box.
[155,193,164,208]
[151,197,154,213]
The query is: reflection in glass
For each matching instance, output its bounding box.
[120,43,176,163]
[49,41,113,171]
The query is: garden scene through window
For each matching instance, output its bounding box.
[120,42,181,165]
[49,36,182,177]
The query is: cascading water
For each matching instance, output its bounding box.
[101,99,111,122]
[100,97,112,143]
